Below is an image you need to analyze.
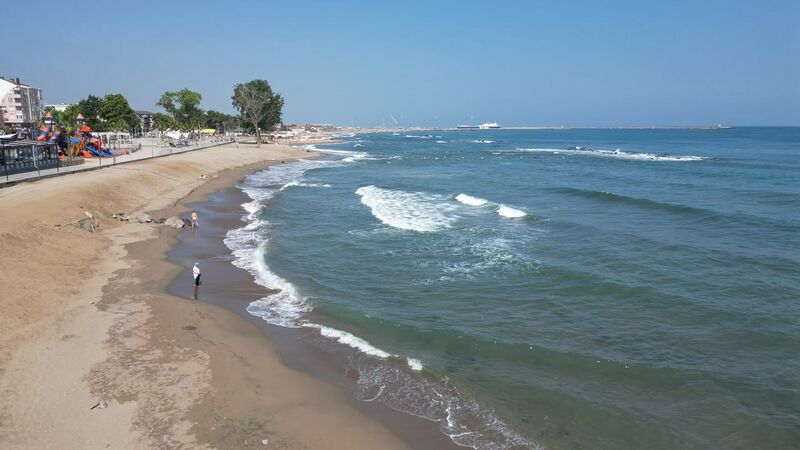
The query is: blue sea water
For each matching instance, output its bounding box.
[226,128,800,450]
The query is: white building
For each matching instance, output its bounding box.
[0,77,43,128]
[45,103,71,112]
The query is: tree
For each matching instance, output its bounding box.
[204,110,239,134]
[100,94,139,131]
[152,112,174,131]
[157,89,204,131]
[232,79,284,146]
[77,95,105,130]
[43,105,77,130]
[61,104,82,128]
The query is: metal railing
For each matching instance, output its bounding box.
[0,141,81,178]
[1,135,234,184]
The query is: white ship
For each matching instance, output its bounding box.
[478,122,501,129]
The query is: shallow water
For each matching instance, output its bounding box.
[229,128,800,449]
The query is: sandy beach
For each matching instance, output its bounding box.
[0,142,417,449]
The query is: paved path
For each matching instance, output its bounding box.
[1,139,233,186]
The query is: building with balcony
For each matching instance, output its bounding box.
[0,76,43,129]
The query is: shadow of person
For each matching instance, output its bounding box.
[193,285,199,300]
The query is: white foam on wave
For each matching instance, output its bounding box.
[455,193,528,220]
[304,144,375,163]
[498,204,527,218]
[308,324,392,358]
[226,230,311,328]
[517,147,706,161]
[455,193,489,207]
[472,139,495,144]
[407,358,424,371]
[355,185,457,232]
[305,324,424,371]
[225,160,338,328]
[280,180,331,190]
[353,361,539,449]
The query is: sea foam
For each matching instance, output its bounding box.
[455,193,489,207]
[305,324,424,371]
[456,193,527,219]
[356,185,457,232]
[517,147,706,161]
[498,204,527,218]
[228,163,428,370]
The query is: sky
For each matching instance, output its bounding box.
[2,0,798,127]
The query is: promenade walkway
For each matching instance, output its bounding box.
[1,137,233,187]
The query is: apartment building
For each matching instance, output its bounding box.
[0,76,42,128]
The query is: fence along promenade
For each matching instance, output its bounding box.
[0,136,234,187]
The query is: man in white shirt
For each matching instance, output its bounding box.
[193,262,201,286]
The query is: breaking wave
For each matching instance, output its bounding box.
[456,193,490,207]
[456,193,529,219]
[498,205,527,218]
[517,146,707,161]
[356,185,458,232]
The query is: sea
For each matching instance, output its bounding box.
[224,127,800,450]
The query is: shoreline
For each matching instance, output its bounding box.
[163,177,463,449]
[0,143,429,448]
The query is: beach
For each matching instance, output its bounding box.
[0,142,429,449]
[2,128,798,450]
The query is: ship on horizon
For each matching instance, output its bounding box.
[457,122,501,130]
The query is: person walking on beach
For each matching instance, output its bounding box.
[191,210,199,229]
[193,262,201,286]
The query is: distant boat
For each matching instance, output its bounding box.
[457,124,479,129]
[479,122,501,129]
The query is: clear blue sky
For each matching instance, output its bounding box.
[2,0,798,126]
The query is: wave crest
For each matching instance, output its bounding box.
[517,147,706,161]
[498,204,527,218]
[356,185,458,232]
[456,193,489,207]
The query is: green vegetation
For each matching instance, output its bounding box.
[204,110,239,134]
[232,79,284,145]
[44,93,139,132]
[99,94,139,131]
[40,82,282,137]
[156,88,204,131]
[152,112,174,131]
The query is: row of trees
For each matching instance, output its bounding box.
[45,94,139,132]
[44,79,284,141]
[153,80,284,144]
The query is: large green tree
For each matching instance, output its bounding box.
[77,95,105,130]
[232,79,283,146]
[100,94,139,131]
[152,112,174,131]
[156,88,204,131]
